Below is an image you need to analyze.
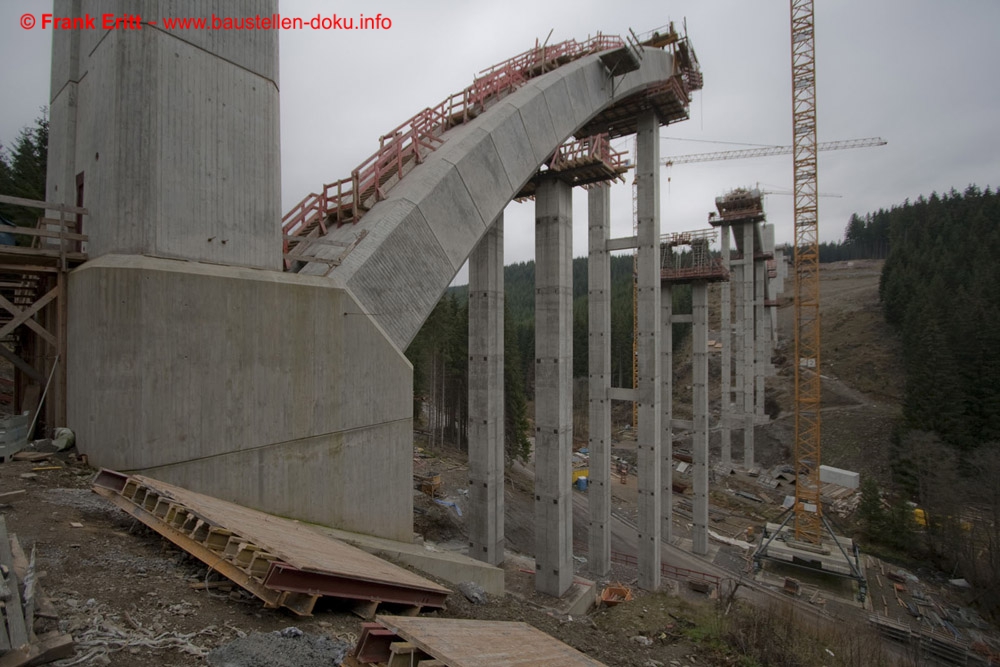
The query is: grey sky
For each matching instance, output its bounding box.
[3,1,998,280]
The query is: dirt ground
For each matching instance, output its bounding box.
[0,259,991,666]
[2,457,715,667]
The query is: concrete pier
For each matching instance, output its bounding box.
[754,250,767,421]
[732,256,745,463]
[534,177,574,597]
[635,110,662,592]
[719,223,732,467]
[468,214,505,566]
[587,184,612,578]
[691,282,709,555]
[741,223,756,468]
[661,282,674,544]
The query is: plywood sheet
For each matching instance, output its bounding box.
[377,616,606,667]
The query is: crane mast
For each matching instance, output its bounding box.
[790,0,823,543]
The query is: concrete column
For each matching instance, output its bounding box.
[468,213,505,566]
[661,283,673,544]
[587,185,612,578]
[692,282,710,555]
[534,177,573,597]
[742,223,756,469]
[635,110,662,591]
[720,224,732,467]
[754,255,767,421]
[732,253,745,461]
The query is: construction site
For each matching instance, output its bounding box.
[1,1,998,666]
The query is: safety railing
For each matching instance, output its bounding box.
[282,33,629,268]
[548,133,628,172]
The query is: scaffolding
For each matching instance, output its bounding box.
[0,195,89,439]
[659,229,728,284]
[515,134,630,200]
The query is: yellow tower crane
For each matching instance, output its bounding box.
[789,0,822,545]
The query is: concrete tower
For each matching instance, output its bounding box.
[53,1,415,541]
[47,0,281,267]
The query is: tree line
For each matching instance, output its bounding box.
[407,254,692,461]
[0,114,48,232]
[852,185,1000,618]
[815,211,893,262]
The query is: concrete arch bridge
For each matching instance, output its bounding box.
[61,12,700,596]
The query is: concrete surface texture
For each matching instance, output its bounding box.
[691,282,709,556]
[719,223,733,466]
[533,178,574,597]
[742,222,756,467]
[316,525,505,596]
[660,282,674,544]
[68,255,414,541]
[47,0,281,271]
[635,110,662,591]
[468,214,505,566]
[587,184,612,578]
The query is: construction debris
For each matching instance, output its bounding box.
[0,516,74,667]
[56,596,236,666]
[92,469,450,618]
[599,583,633,607]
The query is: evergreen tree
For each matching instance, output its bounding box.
[0,114,49,231]
[503,300,531,464]
[857,475,885,539]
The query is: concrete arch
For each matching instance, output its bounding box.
[303,49,678,351]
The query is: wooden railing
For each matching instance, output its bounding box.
[281,34,627,269]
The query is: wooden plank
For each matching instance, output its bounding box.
[0,517,29,651]
[0,265,58,274]
[21,546,36,639]
[0,288,59,346]
[0,194,87,215]
[376,616,608,667]
[12,223,88,242]
[8,535,28,580]
[0,345,44,384]
[11,453,50,463]
[0,245,86,262]
[0,630,75,667]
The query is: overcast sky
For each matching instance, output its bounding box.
[3,1,998,281]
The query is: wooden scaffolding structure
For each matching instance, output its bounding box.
[0,194,88,438]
